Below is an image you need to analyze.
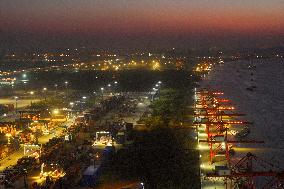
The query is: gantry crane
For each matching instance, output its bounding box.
[199,130,264,164]
[195,89,262,164]
[206,153,284,189]
[195,89,283,188]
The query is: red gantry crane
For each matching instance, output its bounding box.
[195,89,283,188]
[195,89,263,164]
[206,153,284,189]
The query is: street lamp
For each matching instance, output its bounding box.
[43,87,47,101]
[113,81,118,94]
[23,81,27,91]
[65,81,69,99]
[54,84,58,94]
[30,91,34,105]
[113,81,119,94]
[14,96,18,113]
[101,87,104,100]
[107,84,112,94]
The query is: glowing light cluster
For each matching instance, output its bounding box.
[227,121,243,124]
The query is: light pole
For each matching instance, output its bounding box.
[69,102,74,108]
[107,84,112,94]
[30,91,34,105]
[15,96,18,113]
[23,81,27,91]
[23,169,28,189]
[151,87,158,101]
[100,87,104,100]
[82,96,87,102]
[114,81,118,94]
[54,84,58,95]
[65,81,68,99]
[43,87,47,101]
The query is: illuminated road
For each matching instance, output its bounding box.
[97,181,144,189]
[0,98,41,108]
[0,118,74,172]
[2,94,149,188]
[122,99,149,125]
[0,147,25,171]
[197,124,226,189]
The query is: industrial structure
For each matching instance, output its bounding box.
[194,88,284,188]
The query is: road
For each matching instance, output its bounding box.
[96,181,144,189]
[122,99,149,125]
[0,118,74,171]
[0,98,41,108]
[2,94,150,188]
[96,95,149,127]
[198,123,226,189]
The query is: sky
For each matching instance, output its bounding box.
[1,0,284,51]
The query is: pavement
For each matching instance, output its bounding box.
[0,148,25,171]
[197,124,227,189]
[1,94,150,188]
[96,181,144,189]
[93,96,150,151]
[0,98,41,108]
[122,99,149,125]
[0,118,75,172]
[95,96,149,127]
